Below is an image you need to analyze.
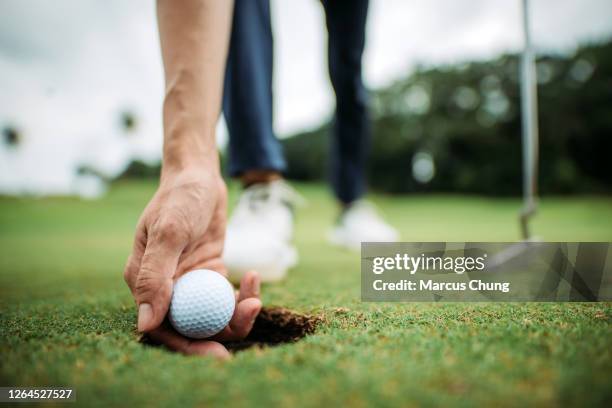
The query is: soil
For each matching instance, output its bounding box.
[140,307,321,353]
[224,307,321,352]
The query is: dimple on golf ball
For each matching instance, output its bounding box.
[169,269,235,339]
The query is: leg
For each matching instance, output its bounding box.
[321,0,370,205]
[223,0,286,178]
[223,0,297,282]
[322,0,398,249]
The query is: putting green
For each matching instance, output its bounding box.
[1,181,611,407]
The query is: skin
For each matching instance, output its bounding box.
[124,0,261,359]
[240,170,282,188]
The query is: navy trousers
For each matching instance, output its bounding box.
[223,0,370,204]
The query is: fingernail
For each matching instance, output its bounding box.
[138,303,153,332]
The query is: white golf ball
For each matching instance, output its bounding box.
[169,269,235,339]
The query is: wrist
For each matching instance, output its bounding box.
[161,130,220,179]
[160,80,221,178]
[161,149,220,187]
[160,163,222,191]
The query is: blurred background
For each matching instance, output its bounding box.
[2,2,612,403]
[1,0,611,198]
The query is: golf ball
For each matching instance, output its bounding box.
[169,269,235,339]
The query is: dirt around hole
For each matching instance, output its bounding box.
[224,307,321,352]
[140,307,321,353]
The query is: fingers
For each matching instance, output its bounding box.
[229,271,262,339]
[238,270,260,302]
[231,297,262,338]
[148,324,230,359]
[123,222,147,292]
[134,219,188,333]
[213,271,262,341]
[213,298,262,342]
[213,272,262,342]
[145,270,262,358]
[123,254,140,292]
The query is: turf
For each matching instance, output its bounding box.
[1,181,611,407]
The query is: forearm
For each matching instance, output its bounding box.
[157,0,234,179]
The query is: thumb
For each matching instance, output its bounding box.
[134,223,185,332]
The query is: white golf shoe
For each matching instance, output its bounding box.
[223,180,303,283]
[328,200,399,251]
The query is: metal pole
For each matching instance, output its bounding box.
[519,0,539,240]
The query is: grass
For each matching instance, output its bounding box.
[1,180,611,407]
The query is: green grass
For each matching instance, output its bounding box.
[1,180,611,407]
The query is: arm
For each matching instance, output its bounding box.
[123,0,261,359]
[157,0,232,177]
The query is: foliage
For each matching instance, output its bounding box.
[282,40,612,195]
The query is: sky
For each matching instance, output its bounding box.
[1,0,611,196]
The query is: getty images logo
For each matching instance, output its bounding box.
[371,253,488,275]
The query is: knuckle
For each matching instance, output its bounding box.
[123,266,131,285]
[153,217,188,247]
[123,257,136,288]
[134,267,163,298]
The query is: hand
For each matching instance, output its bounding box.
[123,170,262,358]
[147,271,261,359]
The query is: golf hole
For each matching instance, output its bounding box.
[224,307,320,352]
[140,307,320,354]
